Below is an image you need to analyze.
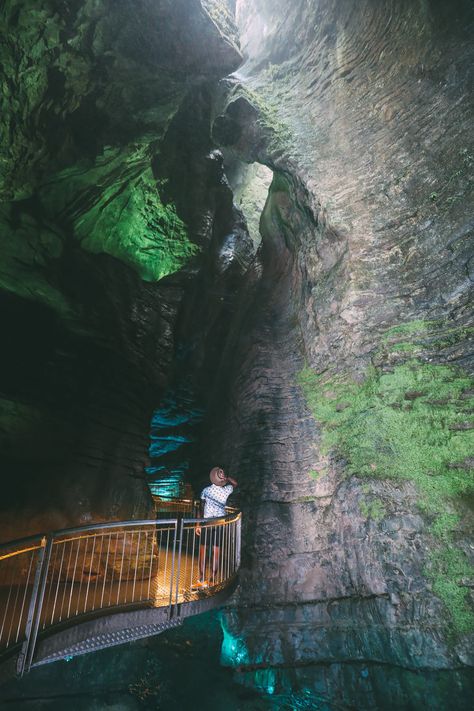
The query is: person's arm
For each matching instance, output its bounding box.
[226,476,238,488]
[196,497,204,536]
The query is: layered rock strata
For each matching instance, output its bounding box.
[207,0,474,705]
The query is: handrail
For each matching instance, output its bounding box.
[0,505,242,676]
[0,520,177,552]
[0,535,44,557]
[0,543,43,563]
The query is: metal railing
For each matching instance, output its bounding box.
[0,509,241,676]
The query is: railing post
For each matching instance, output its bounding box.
[23,534,54,675]
[173,518,185,619]
[167,520,178,619]
[16,535,51,677]
[236,516,241,569]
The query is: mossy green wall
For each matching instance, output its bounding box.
[299,320,474,634]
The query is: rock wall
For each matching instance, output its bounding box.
[144,84,256,497]
[0,0,242,539]
[209,0,474,706]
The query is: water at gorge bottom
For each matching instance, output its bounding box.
[1,611,474,710]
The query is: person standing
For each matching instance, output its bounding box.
[194,466,237,588]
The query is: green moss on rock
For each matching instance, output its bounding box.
[381,320,474,355]
[244,87,293,155]
[201,0,240,48]
[381,319,434,342]
[387,342,421,353]
[359,498,386,523]
[428,544,474,635]
[298,326,474,634]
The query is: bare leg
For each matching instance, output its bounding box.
[212,545,220,585]
[199,544,206,581]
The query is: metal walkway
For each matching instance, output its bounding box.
[0,506,241,676]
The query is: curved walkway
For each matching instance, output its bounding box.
[0,507,241,676]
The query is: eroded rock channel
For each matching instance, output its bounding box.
[0,1,473,709]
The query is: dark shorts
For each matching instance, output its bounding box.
[199,526,221,551]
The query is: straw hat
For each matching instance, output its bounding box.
[210,466,227,486]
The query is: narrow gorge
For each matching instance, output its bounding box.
[0,1,473,709]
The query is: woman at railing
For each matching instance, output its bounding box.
[194,467,238,589]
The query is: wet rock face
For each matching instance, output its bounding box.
[0,0,241,202]
[0,0,242,538]
[0,253,181,538]
[211,0,474,702]
[233,0,474,373]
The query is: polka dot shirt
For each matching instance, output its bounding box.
[201,484,234,518]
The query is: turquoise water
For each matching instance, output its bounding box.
[1,612,473,710]
[0,613,271,710]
